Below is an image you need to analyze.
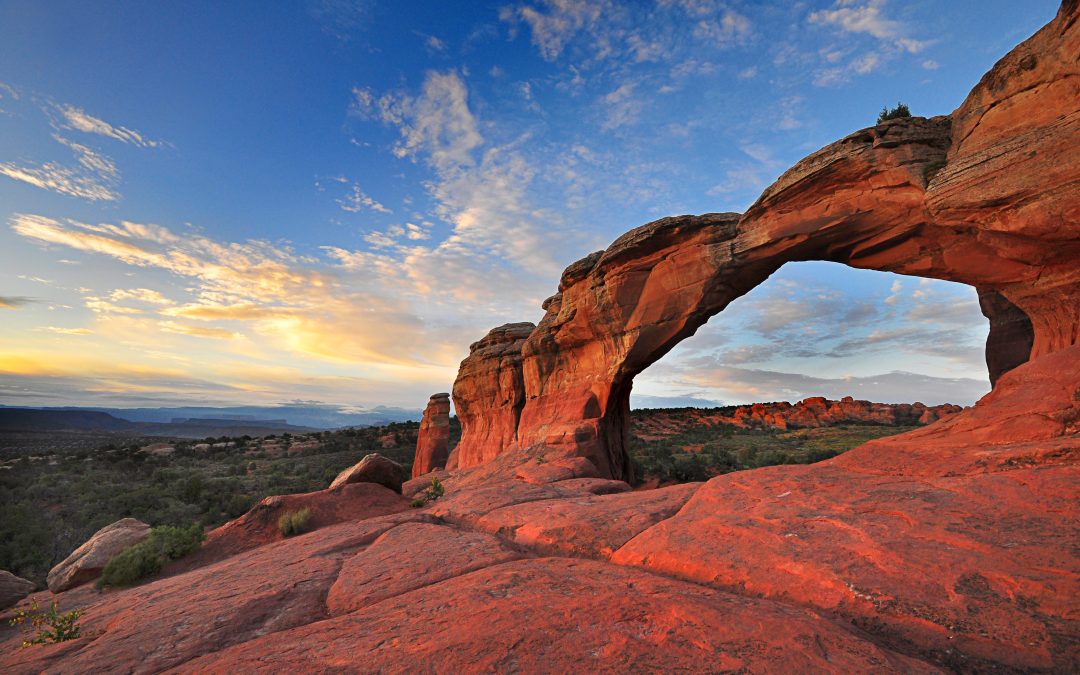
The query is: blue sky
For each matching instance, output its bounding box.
[0,1,1059,410]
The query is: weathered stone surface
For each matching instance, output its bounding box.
[412,393,451,478]
[448,322,534,470]
[475,482,700,559]
[613,347,1080,672]
[329,452,405,493]
[175,482,409,570]
[0,515,434,674]
[176,558,937,674]
[326,522,520,616]
[46,518,150,593]
[0,571,34,610]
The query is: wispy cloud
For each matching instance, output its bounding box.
[53,104,165,148]
[809,0,928,52]
[808,0,931,86]
[0,296,34,310]
[0,161,120,201]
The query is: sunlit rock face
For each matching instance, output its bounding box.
[412,393,451,479]
[450,2,1079,480]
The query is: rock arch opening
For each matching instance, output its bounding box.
[624,261,994,484]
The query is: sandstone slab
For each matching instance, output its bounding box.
[46,518,150,593]
[329,452,406,492]
[0,570,34,610]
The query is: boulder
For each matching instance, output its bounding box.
[411,392,451,478]
[47,518,151,593]
[329,453,405,493]
[0,570,34,610]
[177,482,410,570]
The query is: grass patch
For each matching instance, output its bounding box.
[277,507,312,537]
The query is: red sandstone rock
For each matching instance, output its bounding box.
[475,482,700,559]
[448,3,1079,481]
[449,322,534,470]
[412,392,451,478]
[174,558,937,673]
[325,522,520,616]
[328,452,405,493]
[46,518,150,593]
[175,482,409,570]
[613,347,1080,672]
[0,514,435,673]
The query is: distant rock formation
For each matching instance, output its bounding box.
[633,397,963,440]
[412,393,451,478]
[0,570,34,610]
[329,453,405,493]
[47,518,150,593]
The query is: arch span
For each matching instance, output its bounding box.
[448,5,1079,480]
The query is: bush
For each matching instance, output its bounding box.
[877,102,911,123]
[277,507,312,537]
[98,522,205,589]
[9,599,83,648]
[409,476,445,508]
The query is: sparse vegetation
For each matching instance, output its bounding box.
[410,476,445,508]
[629,407,922,485]
[97,523,205,588]
[9,599,83,648]
[277,507,313,537]
[877,102,911,123]
[0,419,460,586]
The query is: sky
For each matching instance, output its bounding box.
[0,1,1060,411]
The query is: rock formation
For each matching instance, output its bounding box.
[328,453,405,493]
[0,571,34,611]
[449,322,534,469]
[46,518,150,593]
[412,392,451,478]
[449,3,1080,480]
[634,397,962,438]
[2,5,1076,672]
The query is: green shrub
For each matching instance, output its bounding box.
[9,599,83,648]
[98,522,205,589]
[877,102,911,123]
[277,507,312,537]
[409,476,445,508]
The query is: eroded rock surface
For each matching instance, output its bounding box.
[412,392,451,478]
[328,452,405,493]
[0,571,34,611]
[46,518,150,593]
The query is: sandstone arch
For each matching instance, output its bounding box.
[450,3,1079,481]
